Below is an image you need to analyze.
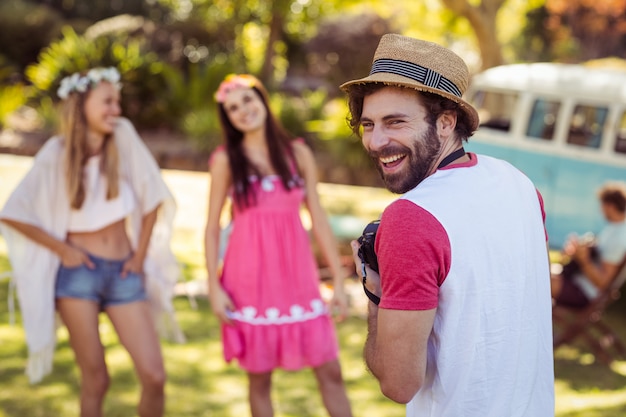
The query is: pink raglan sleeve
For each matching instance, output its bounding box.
[376,199,451,311]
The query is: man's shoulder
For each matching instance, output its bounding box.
[474,153,515,169]
[383,197,426,217]
[381,198,445,233]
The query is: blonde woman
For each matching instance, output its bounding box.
[0,67,182,417]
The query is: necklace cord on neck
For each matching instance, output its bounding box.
[437,147,466,169]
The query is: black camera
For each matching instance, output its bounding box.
[357,219,380,273]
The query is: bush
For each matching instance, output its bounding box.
[24,16,242,138]
[25,25,170,128]
[0,84,34,129]
[293,12,397,98]
[159,59,234,151]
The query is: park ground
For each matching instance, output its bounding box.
[2,153,626,416]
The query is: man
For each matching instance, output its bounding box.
[342,34,554,416]
[551,181,626,307]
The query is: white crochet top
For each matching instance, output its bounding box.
[68,155,135,232]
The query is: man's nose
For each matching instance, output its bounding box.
[366,125,390,151]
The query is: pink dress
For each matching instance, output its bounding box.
[220,172,339,372]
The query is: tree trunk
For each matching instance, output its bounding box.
[260,2,285,87]
[440,0,505,70]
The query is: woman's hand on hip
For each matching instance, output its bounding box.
[121,254,144,278]
[60,244,95,269]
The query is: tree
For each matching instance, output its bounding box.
[439,0,506,70]
[545,0,626,61]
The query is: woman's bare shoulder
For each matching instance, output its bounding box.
[208,145,229,169]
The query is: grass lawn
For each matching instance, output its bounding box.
[3,253,626,416]
[0,244,403,417]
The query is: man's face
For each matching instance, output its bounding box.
[360,87,441,194]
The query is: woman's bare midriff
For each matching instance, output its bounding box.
[66,219,132,260]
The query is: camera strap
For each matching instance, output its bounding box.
[363,279,381,305]
[437,147,466,169]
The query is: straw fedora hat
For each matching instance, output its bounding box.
[340,33,479,132]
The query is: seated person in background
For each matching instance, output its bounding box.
[551,181,626,307]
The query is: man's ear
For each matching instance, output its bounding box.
[437,111,457,139]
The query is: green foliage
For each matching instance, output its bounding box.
[24,26,175,129]
[31,0,155,22]
[7,0,620,185]
[295,12,397,97]
[25,27,112,93]
[0,55,32,129]
[36,96,61,133]
[24,24,159,93]
[309,97,369,166]
[0,1,64,71]
[180,108,222,151]
[272,89,328,138]
[0,55,17,83]
[0,84,34,129]
[159,61,234,151]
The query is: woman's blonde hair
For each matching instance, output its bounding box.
[59,84,120,209]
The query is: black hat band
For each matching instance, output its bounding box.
[370,58,462,98]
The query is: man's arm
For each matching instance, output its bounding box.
[355,200,447,403]
[578,255,620,290]
[364,302,436,403]
[353,236,437,404]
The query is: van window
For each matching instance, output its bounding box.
[526,98,560,141]
[566,105,608,149]
[615,111,626,154]
[470,90,518,132]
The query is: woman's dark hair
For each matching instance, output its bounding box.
[217,80,297,208]
[346,83,475,141]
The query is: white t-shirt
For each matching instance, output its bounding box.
[376,153,554,417]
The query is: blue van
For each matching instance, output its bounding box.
[464,63,626,248]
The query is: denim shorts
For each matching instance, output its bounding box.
[55,253,147,309]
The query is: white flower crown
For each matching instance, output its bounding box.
[57,67,122,100]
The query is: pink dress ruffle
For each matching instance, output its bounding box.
[220,174,338,372]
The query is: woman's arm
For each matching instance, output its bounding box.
[204,149,235,323]
[293,141,349,319]
[122,206,158,276]
[0,218,94,268]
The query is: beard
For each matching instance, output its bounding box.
[369,124,441,194]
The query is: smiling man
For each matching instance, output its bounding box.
[342,34,555,416]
